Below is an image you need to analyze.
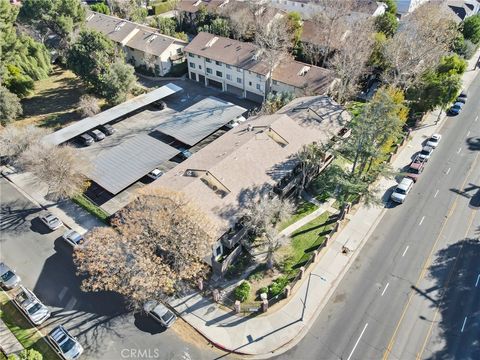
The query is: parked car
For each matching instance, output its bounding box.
[98,124,115,136]
[0,262,21,289]
[153,100,167,110]
[391,177,414,204]
[225,116,247,129]
[143,301,177,328]
[147,168,164,180]
[179,148,192,159]
[79,133,94,146]
[406,156,426,182]
[448,102,464,115]
[62,230,85,247]
[418,145,434,161]
[426,134,442,148]
[88,129,105,141]
[40,212,63,231]
[457,91,467,102]
[14,286,50,325]
[48,325,84,360]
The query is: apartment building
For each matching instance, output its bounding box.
[185,32,334,103]
[85,11,188,76]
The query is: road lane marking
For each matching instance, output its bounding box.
[446,168,451,175]
[457,148,462,154]
[461,317,467,332]
[383,152,480,360]
[381,283,390,296]
[402,246,409,257]
[467,131,471,137]
[475,274,480,287]
[347,323,369,360]
[58,287,68,301]
[419,216,425,226]
[434,189,439,198]
[476,116,478,122]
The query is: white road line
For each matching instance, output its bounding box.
[347,323,369,360]
[58,287,68,301]
[467,131,471,137]
[402,246,409,257]
[381,283,390,296]
[419,216,425,226]
[476,116,479,122]
[434,189,439,198]
[461,317,467,332]
[457,148,462,154]
[475,274,480,287]
[446,168,451,175]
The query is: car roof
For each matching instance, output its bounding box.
[152,304,169,317]
[0,262,11,273]
[421,145,433,151]
[398,177,414,189]
[430,134,441,139]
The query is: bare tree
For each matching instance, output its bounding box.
[297,142,328,192]
[383,2,458,89]
[19,143,90,200]
[242,193,294,269]
[219,1,255,40]
[328,18,375,103]
[74,188,217,309]
[302,42,324,66]
[0,125,47,164]
[77,95,100,118]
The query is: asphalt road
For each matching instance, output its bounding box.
[276,77,480,360]
[0,178,223,360]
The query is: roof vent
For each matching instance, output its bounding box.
[114,21,126,32]
[147,34,157,43]
[205,36,219,48]
[298,66,310,76]
[86,13,95,21]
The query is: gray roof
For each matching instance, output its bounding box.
[89,133,179,194]
[43,83,182,146]
[154,96,246,146]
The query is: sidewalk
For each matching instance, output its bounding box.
[169,56,480,356]
[0,318,23,356]
[1,167,105,234]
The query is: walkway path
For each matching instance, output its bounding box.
[0,318,23,356]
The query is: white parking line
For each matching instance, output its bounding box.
[402,246,409,257]
[446,168,451,175]
[476,116,479,122]
[475,274,480,287]
[381,283,390,296]
[457,148,462,154]
[347,323,369,360]
[419,216,425,226]
[58,287,68,301]
[461,317,467,332]
[467,131,471,137]
[434,189,439,198]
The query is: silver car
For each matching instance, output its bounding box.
[391,177,414,204]
[0,262,21,289]
[14,286,50,325]
[62,230,85,247]
[48,325,84,360]
[40,212,63,231]
[143,301,177,328]
[418,145,433,161]
[426,134,442,148]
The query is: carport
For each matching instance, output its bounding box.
[154,96,246,146]
[88,133,179,195]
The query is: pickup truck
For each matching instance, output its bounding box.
[406,155,427,182]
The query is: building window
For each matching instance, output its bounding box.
[199,65,202,70]
[237,68,241,73]
[273,80,278,85]
[176,48,183,55]
[206,58,211,63]
[215,61,222,66]
[188,53,194,58]
[216,70,223,77]
[256,84,261,90]
[207,67,212,74]
[226,74,232,80]
[249,81,252,86]
[226,64,231,69]
[256,74,261,79]
[237,77,242,84]
[189,62,196,69]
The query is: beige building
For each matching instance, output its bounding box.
[85,11,188,76]
[185,32,334,102]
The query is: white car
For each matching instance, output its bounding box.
[391,177,414,204]
[48,325,84,360]
[418,145,433,161]
[143,301,177,328]
[225,116,247,129]
[426,134,442,148]
[40,212,63,231]
[62,230,85,247]
[147,168,164,180]
[0,262,21,289]
[14,286,50,325]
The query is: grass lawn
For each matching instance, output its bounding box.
[282,211,334,274]
[278,200,318,231]
[19,66,94,130]
[0,291,60,360]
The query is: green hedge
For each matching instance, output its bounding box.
[151,0,176,14]
[269,276,289,297]
[72,194,110,224]
[234,281,251,302]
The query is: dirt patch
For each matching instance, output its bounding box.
[172,317,225,355]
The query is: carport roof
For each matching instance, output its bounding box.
[88,133,179,195]
[154,96,246,146]
[42,83,183,146]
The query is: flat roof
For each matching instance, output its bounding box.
[42,83,183,146]
[154,96,246,146]
[88,133,179,195]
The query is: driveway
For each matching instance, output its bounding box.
[0,177,225,360]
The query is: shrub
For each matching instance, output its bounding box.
[258,286,269,296]
[247,264,267,282]
[269,276,289,297]
[72,194,110,223]
[234,281,251,302]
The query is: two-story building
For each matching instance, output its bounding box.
[184,32,335,102]
[85,11,188,76]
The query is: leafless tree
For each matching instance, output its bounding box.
[297,142,328,191]
[74,188,217,310]
[302,42,324,66]
[383,2,458,89]
[0,125,47,164]
[242,193,294,269]
[219,2,255,40]
[18,143,90,201]
[328,18,375,103]
[78,95,100,118]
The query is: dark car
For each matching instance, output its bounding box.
[448,102,464,116]
[98,124,115,136]
[153,100,167,110]
[79,133,94,146]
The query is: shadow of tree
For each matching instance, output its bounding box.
[0,201,40,232]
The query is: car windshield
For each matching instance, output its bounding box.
[1,271,14,282]
[420,150,429,155]
[409,168,419,174]
[27,303,42,315]
[48,218,57,224]
[60,337,76,353]
[72,236,83,245]
[395,188,406,195]
[161,312,174,323]
[429,138,438,143]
